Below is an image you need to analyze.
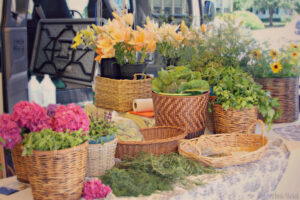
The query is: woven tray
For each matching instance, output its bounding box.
[178,120,269,168]
[116,126,187,159]
[95,74,152,112]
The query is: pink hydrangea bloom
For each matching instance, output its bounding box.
[0,114,22,149]
[11,101,51,132]
[52,103,89,133]
[83,179,112,200]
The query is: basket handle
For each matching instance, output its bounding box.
[247,119,265,137]
[133,73,147,80]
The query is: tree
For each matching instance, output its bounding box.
[233,0,254,11]
[295,0,300,13]
[253,0,295,26]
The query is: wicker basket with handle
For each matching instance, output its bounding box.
[87,138,118,177]
[95,74,152,112]
[116,126,187,159]
[11,143,28,183]
[26,141,88,200]
[152,92,209,139]
[257,77,299,123]
[178,120,268,168]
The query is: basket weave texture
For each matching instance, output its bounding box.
[152,92,209,139]
[26,142,88,200]
[116,126,187,159]
[11,143,28,183]
[95,74,152,112]
[178,120,269,168]
[257,77,299,123]
[210,104,258,134]
[87,138,117,177]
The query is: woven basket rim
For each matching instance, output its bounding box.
[212,103,258,112]
[257,77,299,80]
[152,91,210,99]
[28,141,88,156]
[88,138,118,146]
[118,126,187,145]
[96,75,152,82]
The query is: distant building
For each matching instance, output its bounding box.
[250,8,294,22]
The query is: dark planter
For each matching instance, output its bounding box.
[99,58,121,79]
[120,63,147,79]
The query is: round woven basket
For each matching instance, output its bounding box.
[26,142,88,200]
[152,92,209,139]
[116,126,187,159]
[179,120,269,168]
[87,138,118,177]
[11,143,28,183]
[257,77,299,123]
[211,104,258,134]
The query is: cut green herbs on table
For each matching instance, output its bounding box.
[101,153,217,197]
[152,66,209,96]
[22,129,89,156]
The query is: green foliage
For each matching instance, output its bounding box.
[212,67,281,126]
[233,11,265,30]
[151,66,209,95]
[89,114,116,144]
[101,153,217,197]
[22,129,89,156]
[233,0,254,11]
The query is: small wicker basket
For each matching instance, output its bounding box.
[87,138,118,177]
[116,126,187,159]
[178,120,269,168]
[95,74,152,112]
[11,143,28,183]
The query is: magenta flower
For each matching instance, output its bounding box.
[83,179,112,200]
[11,101,51,132]
[0,114,22,149]
[52,103,89,133]
[46,104,60,118]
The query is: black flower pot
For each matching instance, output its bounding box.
[99,58,121,79]
[120,63,147,79]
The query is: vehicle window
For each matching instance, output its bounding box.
[114,0,131,11]
[66,0,89,18]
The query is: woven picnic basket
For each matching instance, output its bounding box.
[95,74,152,112]
[152,92,209,139]
[257,77,299,123]
[26,141,88,200]
[11,143,28,183]
[178,120,269,168]
[116,126,187,159]
[87,138,118,177]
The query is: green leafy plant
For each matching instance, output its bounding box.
[152,66,209,95]
[212,67,281,126]
[22,129,89,156]
[101,153,217,197]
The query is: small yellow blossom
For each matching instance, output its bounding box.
[251,50,260,58]
[270,62,282,74]
[270,50,278,59]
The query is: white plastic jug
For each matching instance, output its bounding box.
[41,74,56,106]
[28,75,42,105]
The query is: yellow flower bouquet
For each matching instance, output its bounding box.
[249,44,300,78]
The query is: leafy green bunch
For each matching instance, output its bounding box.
[212,67,281,126]
[89,113,117,144]
[22,129,89,156]
[152,66,209,96]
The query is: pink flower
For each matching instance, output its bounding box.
[83,179,112,200]
[0,114,22,149]
[52,103,89,133]
[12,101,51,132]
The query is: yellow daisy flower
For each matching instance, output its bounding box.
[291,43,298,49]
[270,50,278,59]
[251,50,260,58]
[292,52,298,58]
[270,62,282,74]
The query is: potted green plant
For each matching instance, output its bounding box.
[209,67,281,133]
[87,112,118,177]
[152,66,210,139]
[22,129,89,200]
[247,44,300,123]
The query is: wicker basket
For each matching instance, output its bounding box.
[178,120,269,168]
[211,104,258,134]
[257,77,299,123]
[116,126,187,159]
[95,74,152,112]
[206,96,217,133]
[26,142,88,200]
[87,138,118,177]
[11,143,28,183]
[152,92,209,139]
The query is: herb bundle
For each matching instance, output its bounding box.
[101,153,217,197]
